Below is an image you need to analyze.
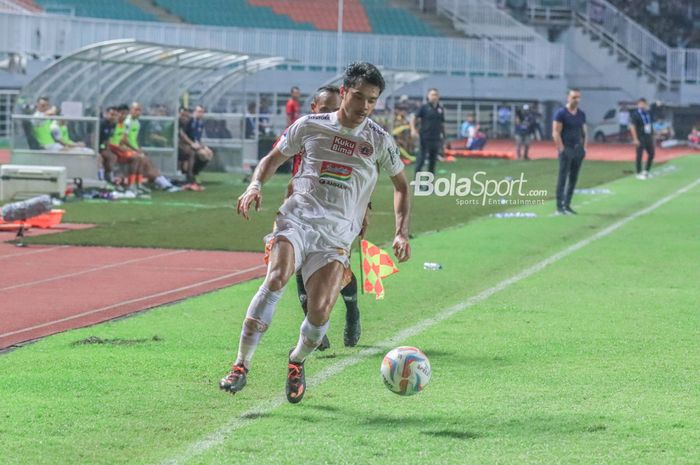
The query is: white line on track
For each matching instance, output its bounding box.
[0,249,187,292]
[0,244,71,260]
[0,264,267,340]
[157,176,700,465]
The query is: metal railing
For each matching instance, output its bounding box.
[436,0,564,77]
[0,89,17,138]
[573,0,700,85]
[0,10,564,79]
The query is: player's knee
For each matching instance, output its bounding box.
[265,269,290,291]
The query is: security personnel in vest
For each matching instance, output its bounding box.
[629,98,655,180]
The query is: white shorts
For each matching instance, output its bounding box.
[265,214,349,285]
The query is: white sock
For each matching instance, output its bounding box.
[235,285,284,368]
[154,175,172,189]
[290,317,329,363]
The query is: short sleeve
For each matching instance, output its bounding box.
[415,105,425,119]
[581,111,586,124]
[378,135,404,177]
[553,108,565,123]
[276,116,307,158]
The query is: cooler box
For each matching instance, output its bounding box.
[0,165,67,201]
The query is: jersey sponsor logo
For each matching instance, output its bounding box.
[358,142,374,157]
[308,114,331,120]
[367,119,388,136]
[388,145,400,165]
[320,161,353,183]
[331,136,356,156]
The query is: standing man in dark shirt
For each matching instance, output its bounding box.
[629,98,655,180]
[553,88,587,215]
[99,106,118,182]
[410,88,445,178]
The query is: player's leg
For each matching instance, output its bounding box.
[220,239,296,394]
[635,143,644,176]
[564,147,584,212]
[555,148,572,212]
[286,260,345,403]
[644,140,655,175]
[414,139,428,177]
[426,142,438,174]
[342,271,361,347]
[296,271,331,351]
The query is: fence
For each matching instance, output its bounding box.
[0,10,563,79]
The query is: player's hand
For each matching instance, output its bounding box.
[633,139,640,147]
[392,234,410,263]
[237,186,262,220]
[410,129,419,140]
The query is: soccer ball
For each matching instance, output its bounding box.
[380,346,431,396]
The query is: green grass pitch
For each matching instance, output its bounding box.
[1,156,699,464]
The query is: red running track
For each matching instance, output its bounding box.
[0,241,266,350]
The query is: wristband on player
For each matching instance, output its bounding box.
[247,180,262,192]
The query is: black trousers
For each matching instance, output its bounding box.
[636,138,655,173]
[415,138,441,176]
[556,145,585,209]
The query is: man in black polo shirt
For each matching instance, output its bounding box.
[410,88,445,178]
[552,88,587,215]
[629,97,655,180]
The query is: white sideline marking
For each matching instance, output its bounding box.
[0,249,187,292]
[0,264,267,340]
[0,245,71,260]
[157,176,699,465]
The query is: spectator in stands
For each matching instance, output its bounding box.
[286,86,302,126]
[630,98,655,181]
[410,88,445,177]
[497,103,512,138]
[99,106,118,182]
[32,96,58,150]
[459,114,487,151]
[618,104,630,142]
[688,124,700,149]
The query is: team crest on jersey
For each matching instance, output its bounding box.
[331,136,356,156]
[320,161,353,184]
[358,142,374,157]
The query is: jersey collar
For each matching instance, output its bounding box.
[331,111,368,137]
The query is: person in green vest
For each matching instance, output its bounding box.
[107,104,147,192]
[32,96,58,150]
[123,102,179,192]
[49,117,93,153]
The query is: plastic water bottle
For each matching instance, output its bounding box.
[423,262,442,270]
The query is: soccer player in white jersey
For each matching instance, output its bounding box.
[220,62,411,403]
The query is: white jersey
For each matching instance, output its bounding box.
[276,111,404,247]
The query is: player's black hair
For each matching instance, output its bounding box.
[342,62,385,95]
[568,87,581,94]
[37,96,50,103]
[117,104,129,111]
[290,86,300,93]
[638,97,647,103]
[179,106,191,112]
[313,85,340,103]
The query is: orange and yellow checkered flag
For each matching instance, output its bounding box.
[360,239,399,300]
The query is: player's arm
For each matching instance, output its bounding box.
[237,147,289,220]
[410,110,420,139]
[390,171,411,262]
[552,120,564,152]
[582,124,588,151]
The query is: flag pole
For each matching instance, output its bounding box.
[358,239,365,295]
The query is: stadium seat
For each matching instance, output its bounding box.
[34,0,155,21]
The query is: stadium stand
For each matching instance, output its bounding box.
[154,0,439,36]
[33,0,155,21]
[607,0,700,48]
[0,0,42,13]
